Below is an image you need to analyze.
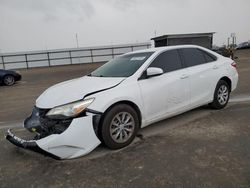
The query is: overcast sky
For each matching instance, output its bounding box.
[0,0,249,53]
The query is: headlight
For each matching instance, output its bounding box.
[46,98,94,119]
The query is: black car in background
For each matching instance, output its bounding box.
[237,42,250,50]
[0,69,22,86]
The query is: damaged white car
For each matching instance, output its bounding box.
[6,45,238,159]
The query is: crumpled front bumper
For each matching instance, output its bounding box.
[5,114,101,160]
[6,129,61,159]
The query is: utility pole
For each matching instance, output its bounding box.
[44,40,48,51]
[231,33,236,48]
[227,37,230,48]
[75,33,79,48]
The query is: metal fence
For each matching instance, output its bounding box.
[0,43,151,70]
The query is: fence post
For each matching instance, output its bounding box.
[111,46,115,59]
[47,52,51,67]
[69,51,73,65]
[90,49,94,63]
[131,46,134,52]
[1,56,5,70]
[25,54,28,69]
[111,47,114,58]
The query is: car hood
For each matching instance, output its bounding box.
[36,76,125,109]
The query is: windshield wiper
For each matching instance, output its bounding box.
[87,74,104,77]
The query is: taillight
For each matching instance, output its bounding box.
[231,62,237,68]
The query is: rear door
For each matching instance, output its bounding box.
[138,49,190,124]
[180,48,219,107]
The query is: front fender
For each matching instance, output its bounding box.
[85,81,145,125]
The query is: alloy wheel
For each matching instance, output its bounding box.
[217,85,229,105]
[4,75,15,86]
[109,112,135,143]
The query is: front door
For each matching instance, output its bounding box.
[138,49,190,125]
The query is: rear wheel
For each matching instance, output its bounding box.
[101,104,139,150]
[211,80,230,109]
[3,75,15,86]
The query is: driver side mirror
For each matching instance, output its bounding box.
[146,67,163,78]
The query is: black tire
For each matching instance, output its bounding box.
[210,80,230,109]
[101,104,140,150]
[3,75,15,86]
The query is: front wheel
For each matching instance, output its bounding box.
[210,80,230,109]
[101,104,140,150]
[3,75,15,86]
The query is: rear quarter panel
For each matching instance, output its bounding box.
[0,71,7,83]
[211,57,238,93]
[223,57,238,91]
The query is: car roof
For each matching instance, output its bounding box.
[127,45,208,54]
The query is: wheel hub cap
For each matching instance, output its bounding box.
[110,112,135,143]
[5,76,14,85]
[217,85,229,105]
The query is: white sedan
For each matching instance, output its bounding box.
[6,45,238,159]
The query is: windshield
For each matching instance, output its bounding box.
[89,52,154,77]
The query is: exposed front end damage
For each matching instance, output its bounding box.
[5,76,126,159]
[6,106,102,160]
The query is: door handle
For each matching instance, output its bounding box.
[180,74,189,79]
[213,65,218,69]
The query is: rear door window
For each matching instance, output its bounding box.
[181,48,206,67]
[149,50,183,73]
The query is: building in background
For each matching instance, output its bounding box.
[151,32,215,49]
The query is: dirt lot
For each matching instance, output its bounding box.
[0,50,250,188]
